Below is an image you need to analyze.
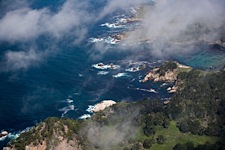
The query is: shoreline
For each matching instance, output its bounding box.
[89,100,116,113]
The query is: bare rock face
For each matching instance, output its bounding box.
[19,138,82,150]
[141,62,192,93]
[92,100,116,113]
[126,18,143,23]
[25,141,47,150]
[4,136,82,150]
[111,33,126,41]
[142,68,177,83]
[142,62,191,83]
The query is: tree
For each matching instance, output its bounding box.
[157,135,165,144]
[163,119,170,128]
[173,143,186,150]
[131,142,143,150]
[143,126,155,136]
[143,139,154,149]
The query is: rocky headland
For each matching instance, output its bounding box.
[142,61,191,83]
[141,61,192,93]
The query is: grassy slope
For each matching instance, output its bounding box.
[135,121,218,150]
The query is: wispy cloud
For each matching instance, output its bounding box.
[0,0,91,42]
[0,0,92,72]
[1,0,224,72]
[1,48,47,72]
[97,0,148,20]
[125,0,225,57]
[80,108,140,149]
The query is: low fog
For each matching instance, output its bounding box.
[1,0,224,71]
[125,0,225,57]
[80,108,140,149]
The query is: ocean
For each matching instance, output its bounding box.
[0,0,225,148]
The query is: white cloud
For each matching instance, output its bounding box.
[1,0,224,71]
[2,49,45,72]
[124,0,225,57]
[98,0,148,20]
[0,0,91,42]
[0,0,92,72]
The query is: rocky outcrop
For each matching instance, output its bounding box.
[126,18,143,23]
[142,62,191,83]
[167,86,178,93]
[111,33,126,41]
[141,62,192,93]
[141,68,177,83]
[92,100,116,113]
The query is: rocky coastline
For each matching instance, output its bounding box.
[141,61,192,93]
[4,61,225,150]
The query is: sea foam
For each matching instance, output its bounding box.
[59,104,75,117]
[92,63,120,70]
[97,71,109,75]
[113,73,131,78]
[79,114,91,119]
[0,127,31,142]
[101,23,126,29]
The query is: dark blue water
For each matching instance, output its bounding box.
[0,0,225,148]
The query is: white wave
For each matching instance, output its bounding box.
[101,23,126,29]
[59,104,75,117]
[125,61,147,73]
[86,105,95,113]
[97,71,109,75]
[78,74,83,77]
[73,92,80,95]
[131,87,158,93]
[113,73,131,78]
[118,18,127,24]
[89,36,120,45]
[127,61,148,65]
[149,88,158,93]
[0,127,32,141]
[130,79,135,82]
[79,114,91,120]
[125,67,140,72]
[89,38,104,43]
[160,83,168,87]
[67,98,73,103]
[138,75,143,79]
[0,135,7,141]
[92,63,120,70]
[104,36,119,44]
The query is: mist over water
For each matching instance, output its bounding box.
[0,0,225,148]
